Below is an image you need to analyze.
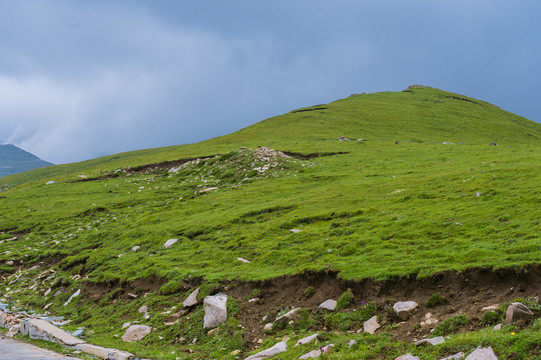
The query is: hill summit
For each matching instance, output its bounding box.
[0,144,52,177]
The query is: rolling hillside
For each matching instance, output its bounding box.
[1,86,541,359]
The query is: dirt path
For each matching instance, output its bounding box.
[0,334,80,360]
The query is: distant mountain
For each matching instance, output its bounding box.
[0,144,53,177]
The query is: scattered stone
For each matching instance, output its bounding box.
[163,238,178,249]
[63,289,81,306]
[395,355,420,360]
[295,333,318,346]
[237,257,251,263]
[493,323,503,331]
[290,229,302,233]
[414,336,445,346]
[318,299,337,311]
[363,315,380,334]
[43,303,53,310]
[490,142,498,146]
[275,308,301,323]
[357,139,366,141]
[348,339,356,346]
[481,305,499,312]
[245,341,287,360]
[183,288,200,308]
[321,344,334,353]
[505,302,533,324]
[420,313,439,327]
[338,136,350,141]
[465,347,498,360]
[72,329,84,337]
[46,181,56,185]
[6,324,20,337]
[231,349,241,356]
[441,353,465,360]
[121,324,151,342]
[393,301,418,320]
[122,322,131,329]
[203,294,228,328]
[263,323,273,331]
[139,305,148,315]
[299,350,321,359]
[131,246,140,252]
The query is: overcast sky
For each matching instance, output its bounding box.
[0,1,540,164]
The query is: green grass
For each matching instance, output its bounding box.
[2,86,541,358]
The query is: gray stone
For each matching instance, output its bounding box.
[237,257,251,263]
[505,302,533,324]
[414,336,445,346]
[163,238,178,248]
[393,301,418,320]
[131,246,140,252]
[348,339,356,346]
[121,324,151,342]
[76,343,135,360]
[363,315,380,334]
[275,307,301,323]
[395,355,420,360]
[295,333,318,346]
[72,329,84,337]
[20,318,85,346]
[299,350,321,359]
[183,288,200,308]
[440,352,465,360]
[63,289,80,306]
[493,323,502,331]
[318,299,337,311]
[204,294,228,328]
[465,347,498,360]
[244,341,287,359]
[263,323,273,330]
[290,229,302,233]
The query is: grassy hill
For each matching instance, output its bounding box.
[2,86,541,359]
[0,144,52,177]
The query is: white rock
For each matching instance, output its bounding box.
[163,239,178,249]
[44,288,51,296]
[183,288,200,308]
[414,336,445,346]
[348,339,357,346]
[299,350,321,359]
[481,305,498,312]
[440,352,465,360]
[464,347,498,360]
[275,308,301,322]
[393,301,418,320]
[64,289,81,306]
[421,312,439,327]
[505,302,533,324]
[295,333,318,346]
[138,305,148,314]
[122,322,131,329]
[290,229,302,233]
[237,257,251,263]
[245,341,287,360]
[493,323,502,331]
[121,325,151,342]
[395,355,421,360]
[46,181,56,185]
[363,315,380,334]
[131,246,140,252]
[318,299,337,311]
[204,294,228,328]
[263,323,273,331]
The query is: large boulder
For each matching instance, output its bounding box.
[121,324,151,342]
[244,341,287,360]
[204,294,228,329]
[505,302,533,325]
[393,301,418,320]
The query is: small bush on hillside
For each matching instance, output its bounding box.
[481,311,502,326]
[432,314,469,336]
[159,280,183,295]
[303,286,314,298]
[426,293,448,308]
[336,288,354,310]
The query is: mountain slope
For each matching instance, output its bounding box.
[1,86,541,359]
[0,144,52,177]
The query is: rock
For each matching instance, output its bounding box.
[465,347,498,360]
[493,323,503,331]
[481,305,498,312]
[393,301,418,320]
[338,136,350,141]
[46,181,56,185]
[505,302,533,324]
[122,322,131,329]
[231,350,241,356]
[237,257,251,263]
[6,324,20,337]
[420,313,438,327]
[20,318,85,346]
[72,329,84,337]
[121,324,151,342]
[43,303,53,310]
[414,336,445,346]
[203,294,228,328]
[163,238,178,249]
[131,246,140,252]
[263,323,273,331]
[299,350,321,359]
[321,344,334,353]
[138,305,149,316]
[318,299,337,311]
[490,142,498,146]
[363,315,380,334]
[244,341,287,360]
[295,333,318,346]
[183,288,200,308]
[63,289,81,306]
[76,343,135,360]
[290,229,302,233]
[441,353,465,360]
[348,339,356,346]
[395,355,420,360]
[275,308,301,323]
